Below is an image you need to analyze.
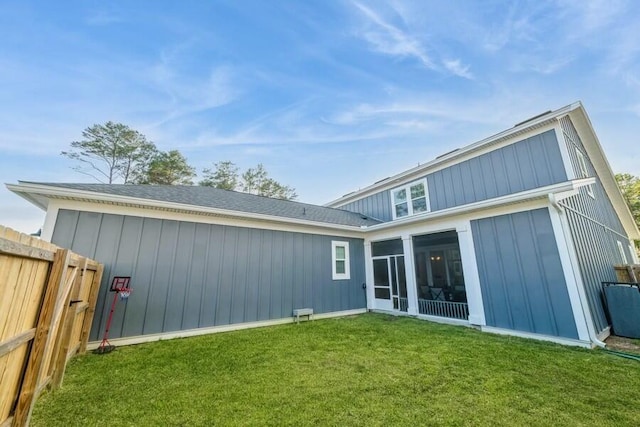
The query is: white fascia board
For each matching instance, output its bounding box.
[45,199,366,239]
[5,184,49,210]
[567,107,640,240]
[364,180,585,232]
[326,102,582,207]
[6,182,367,236]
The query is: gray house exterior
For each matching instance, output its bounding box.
[8,102,639,348]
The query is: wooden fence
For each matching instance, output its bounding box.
[0,226,103,427]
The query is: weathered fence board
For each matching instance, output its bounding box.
[0,226,103,427]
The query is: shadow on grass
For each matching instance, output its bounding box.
[32,313,640,426]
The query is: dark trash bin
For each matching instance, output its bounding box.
[603,283,640,339]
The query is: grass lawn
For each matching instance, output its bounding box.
[32,314,639,426]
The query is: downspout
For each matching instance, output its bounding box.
[549,193,607,348]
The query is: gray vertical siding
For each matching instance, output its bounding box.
[338,130,567,221]
[52,210,367,341]
[471,209,579,339]
[558,116,633,333]
[429,130,567,211]
[339,191,392,222]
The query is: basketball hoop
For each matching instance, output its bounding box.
[95,276,132,354]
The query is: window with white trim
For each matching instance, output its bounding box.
[391,179,430,219]
[575,150,594,198]
[617,241,628,264]
[630,244,639,264]
[332,241,350,280]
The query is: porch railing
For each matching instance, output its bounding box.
[418,299,469,320]
[399,297,408,312]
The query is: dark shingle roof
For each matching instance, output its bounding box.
[25,182,380,228]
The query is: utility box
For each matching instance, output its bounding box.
[603,283,640,339]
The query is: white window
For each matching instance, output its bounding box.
[332,241,350,280]
[391,179,430,219]
[617,241,628,264]
[630,244,639,264]
[576,150,594,198]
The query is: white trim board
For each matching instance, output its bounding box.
[327,118,565,207]
[42,199,365,241]
[481,326,593,348]
[6,182,368,237]
[87,309,367,349]
[547,206,591,342]
[364,179,594,234]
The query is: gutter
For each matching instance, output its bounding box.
[365,179,592,232]
[5,182,370,235]
[549,183,606,348]
[326,102,582,207]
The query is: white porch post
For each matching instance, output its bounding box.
[363,241,375,310]
[402,235,418,315]
[456,223,486,326]
[40,202,60,242]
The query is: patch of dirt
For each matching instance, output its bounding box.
[605,335,640,355]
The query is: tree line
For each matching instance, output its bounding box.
[62,122,296,200]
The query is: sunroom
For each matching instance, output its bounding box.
[368,230,469,321]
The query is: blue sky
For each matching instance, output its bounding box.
[2,0,639,234]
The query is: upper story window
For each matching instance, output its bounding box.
[617,241,628,264]
[575,149,595,198]
[391,179,430,219]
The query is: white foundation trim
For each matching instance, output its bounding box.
[415,313,471,327]
[370,309,472,327]
[87,309,367,349]
[597,326,611,342]
[481,326,593,348]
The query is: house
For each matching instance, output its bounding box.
[8,102,639,348]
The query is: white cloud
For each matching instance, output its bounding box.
[352,1,435,69]
[442,59,474,79]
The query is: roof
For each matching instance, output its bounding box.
[326,102,581,207]
[325,101,640,240]
[7,182,381,228]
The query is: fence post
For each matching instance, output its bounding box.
[78,263,104,354]
[50,258,86,389]
[12,248,70,427]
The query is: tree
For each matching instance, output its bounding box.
[200,162,297,200]
[62,121,157,183]
[616,173,640,252]
[199,161,239,190]
[134,150,196,185]
[616,172,640,233]
[242,164,297,200]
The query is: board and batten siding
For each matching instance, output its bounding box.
[51,209,367,341]
[471,208,579,339]
[558,116,633,333]
[338,129,567,221]
[339,191,392,223]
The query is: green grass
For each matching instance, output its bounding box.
[32,314,639,426]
